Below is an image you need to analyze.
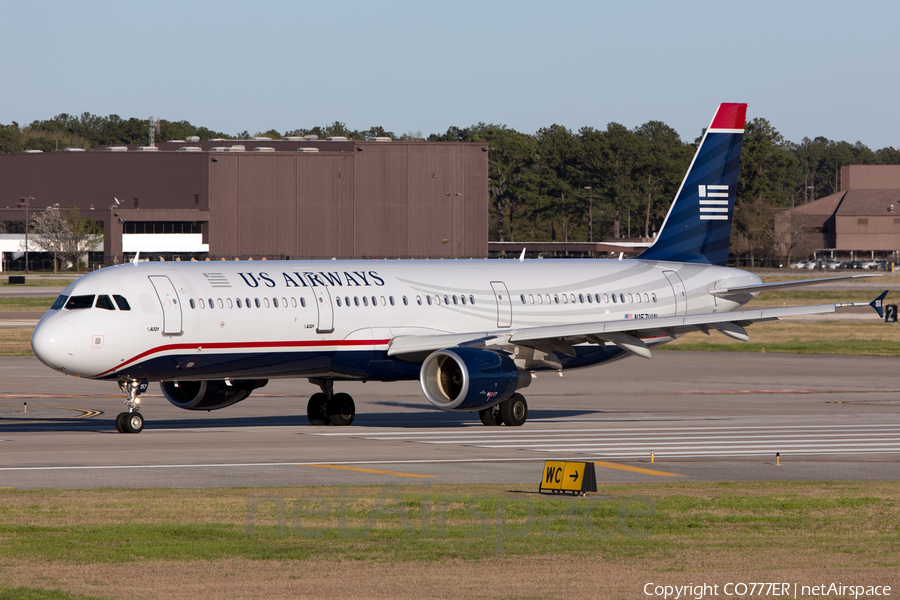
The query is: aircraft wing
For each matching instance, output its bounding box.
[710,273,881,297]
[386,294,887,362]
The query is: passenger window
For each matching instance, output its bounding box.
[556,294,562,304]
[255,298,261,308]
[95,295,116,310]
[537,294,543,305]
[443,295,449,305]
[461,295,466,305]
[644,293,650,303]
[227,298,233,308]
[217,299,224,309]
[281,297,287,308]
[389,296,395,306]
[264,298,270,308]
[190,299,196,309]
[603,293,609,303]
[362,296,368,306]
[50,295,69,310]
[586,294,592,304]
[579,294,584,303]
[65,295,95,310]
[426,296,432,306]
[469,295,475,305]
[291,297,297,308]
[652,293,657,303]
[113,295,131,311]
[596,293,601,303]
[199,299,206,309]
[372,296,378,306]
[402,296,408,306]
[300,297,306,308]
[529,294,534,304]
[636,294,642,304]
[237,298,242,308]
[416,296,422,305]
[354,297,360,306]
[245,298,251,308]
[336,297,342,307]
[208,298,214,308]
[628,293,633,303]
[612,294,617,304]
[520,294,526,304]
[273,298,278,308]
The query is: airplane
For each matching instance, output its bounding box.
[30,103,887,433]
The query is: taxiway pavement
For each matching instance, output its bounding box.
[1,352,898,489]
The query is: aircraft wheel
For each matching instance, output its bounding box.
[123,412,144,433]
[307,392,329,426]
[479,406,501,426]
[115,412,127,433]
[499,394,527,427]
[327,393,355,426]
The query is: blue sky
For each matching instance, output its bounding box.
[3,0,898,148]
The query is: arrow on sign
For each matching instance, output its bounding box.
[570,472,578,480]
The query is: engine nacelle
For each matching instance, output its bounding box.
[419,347,531,411]
[161,379,268,411]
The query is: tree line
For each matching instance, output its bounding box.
[3,112,899,258]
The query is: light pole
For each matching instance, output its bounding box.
[584,186,593,243]
[19,196,32,274]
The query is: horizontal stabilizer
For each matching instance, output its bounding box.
[710,274,882,297]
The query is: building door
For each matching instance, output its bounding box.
[490,281,512,328]
[148,275,183,335]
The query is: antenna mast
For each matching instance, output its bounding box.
[148,116,161,147]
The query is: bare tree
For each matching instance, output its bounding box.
[28,206,103,273]
[27,206,66,274]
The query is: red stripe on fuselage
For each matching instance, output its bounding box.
[93,338,392,378]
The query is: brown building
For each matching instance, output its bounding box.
[776,165,900,263]
[0,138,489,267]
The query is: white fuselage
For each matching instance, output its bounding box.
[31,258,760,383]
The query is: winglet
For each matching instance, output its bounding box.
[870,290,888,319]
[132,251,140,266]
[519,247,526,262]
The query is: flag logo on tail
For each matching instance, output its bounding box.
[699,184,730,221]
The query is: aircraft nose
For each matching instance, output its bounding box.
[31,318,77,372]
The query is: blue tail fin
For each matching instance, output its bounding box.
[637,103,746,266]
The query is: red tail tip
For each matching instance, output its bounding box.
[710,103,747,130]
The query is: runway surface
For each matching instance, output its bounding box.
[1,351,898,488]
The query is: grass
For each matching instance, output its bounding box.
[0,297,55,312]
[0,279,74,288]
[0,330,35,356]
[0,483,897,599]
[0,483,897,564]
[664,320,900,356]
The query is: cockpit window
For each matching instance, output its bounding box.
[95,295,116,310]
[50,295,69,310]
[65,295,95,310]
[113,295,131,311]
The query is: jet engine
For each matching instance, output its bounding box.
[161,379,268,411]
[419,347,531,411]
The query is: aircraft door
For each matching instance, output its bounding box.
[311,284,335,334]
[663,270,687,316]
[148,275,183,335]
[490,281,513,328]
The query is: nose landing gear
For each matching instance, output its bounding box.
[115,378,146,433]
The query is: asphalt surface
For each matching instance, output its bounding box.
[1,352,898,489]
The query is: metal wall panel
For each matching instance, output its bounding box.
[296,155,356,258]
[408,144,463,257]
[237,155,297,258]
[353,145,409,258]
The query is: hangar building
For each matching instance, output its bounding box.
[0,138,489,269]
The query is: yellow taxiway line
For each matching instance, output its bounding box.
[300,464,438,478]
[592,461,683,477]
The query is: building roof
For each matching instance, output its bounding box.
[788,191,845,217]
[836,189,900,216]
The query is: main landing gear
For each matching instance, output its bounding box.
[115,378,145,433]
[479,393,528,427]
[307,378,356,426]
